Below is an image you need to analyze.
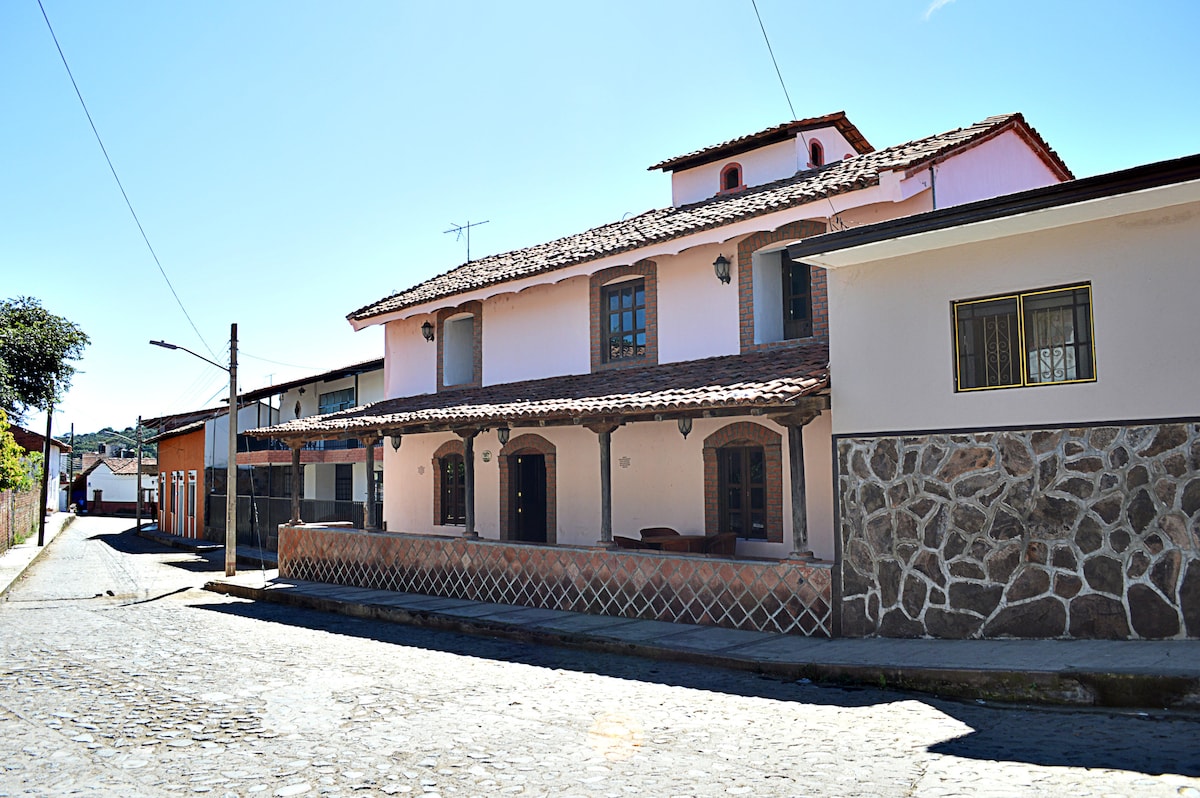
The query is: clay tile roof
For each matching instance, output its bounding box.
[248,343,829,440]
[349,114,1069,326]
[105,457,158,476]
[647,111,874,172]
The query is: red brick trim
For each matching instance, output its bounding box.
[431,439,465,526]
[498,433,557,544]
[702,421,784,543]
[718,162,745,194]
[436,300,483,392]
[737,219,828,353]
[589,259,658,373]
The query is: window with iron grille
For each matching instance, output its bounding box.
[954,284,1095,391]
[718,446,767,539]
[603,279,647,362]
[440,454,466,525]
[334,463,353,502]
[318,387,356,415]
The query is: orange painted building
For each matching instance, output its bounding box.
[153,420,206,538]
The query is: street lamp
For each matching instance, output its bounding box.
[150,323,239,576]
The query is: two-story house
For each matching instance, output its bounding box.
[251,112,1071,636]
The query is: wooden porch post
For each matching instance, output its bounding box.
[362,435,379,530]
[289,443,303,524]
[457,429,479,538]
[772,404,824,559]
[586,422,619,547]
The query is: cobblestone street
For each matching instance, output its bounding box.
[1,517,1198,797]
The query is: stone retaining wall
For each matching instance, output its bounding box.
[837,421,1200,639]
[279,525,833,636]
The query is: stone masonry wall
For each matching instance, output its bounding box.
[838,421,1200,639]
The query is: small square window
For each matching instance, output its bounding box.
[953,284,1095,391]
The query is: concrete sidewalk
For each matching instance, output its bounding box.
[197,569,1200,712]
[0,511,74,597]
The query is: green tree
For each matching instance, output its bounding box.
[0,297,89,421]
[0,411,40,492]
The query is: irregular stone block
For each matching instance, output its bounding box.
[1024,541,1048,565]
[952,504,987,536]
[1182,478,1200,517]
[841,562,872,598]
[910,497,937,519]
[1110,528,1131,553]
[986,544,1021,584]
[861,482,886,515]
[1092,496,1123,525]
[913,550,946,588]
[1055,477,1095,500]
[1181,561,1200,637]
[1068,594,1130,639]
[1054,573,1082,599]
[878,608,925,638]
[900,573,928,619]
[955,472,998,499]
[1029,495,1080,531]
[1110,446,1129,469]
[1155,479,1177,507]
[919,444,947,476]
[1083,555,1123,596]
[925,608,983,639]
[1128,465,1150,489]
[1140,424,1186,458]
[949,560,987,580]
[1006,566,1051,602]
[1159,513,1191,548]
[1088,426,1119,450]
[1051,545,1077,570]
[1065,456,1104,473]
[870,439,899,481]
[1150,550,1181,600]
[895,511,918,543]
[942,528,967,560]
[1128,584,1180,639]
[1031,430,1063,455]
[998,433,1035,477]
[983,596,1067,638]
[948,582,1002,617]
[888,481,911,507]
[865,514,893,555]
[1126,488,1156,534]
[937,447,995,482]
[878,558,902,608]
[840,597,871,637]
[1163,453,1187,478]
[1126,550,1150,579]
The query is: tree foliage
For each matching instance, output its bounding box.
[0,411,40,492]
[0,297,89,421]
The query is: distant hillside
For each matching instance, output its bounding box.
[68,426,157,464]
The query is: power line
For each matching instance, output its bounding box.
[750,0,796,119]
[239,350,317,370]
[36,0,217,360]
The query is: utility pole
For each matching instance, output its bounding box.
[135,416,143,528]
[37,405,53,546]
[226,323,238,576]
[68,423,74,510]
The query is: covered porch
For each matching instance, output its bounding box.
[248,345,836,636]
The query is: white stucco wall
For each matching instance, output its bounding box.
[657,243,740,362]
[933,129,1062,208]
[669,127,857,207]
[484,279,590,384]
[828,198,1200,435]
[207,404,269,468]
[85,463,150,504]
[385,316,437,399]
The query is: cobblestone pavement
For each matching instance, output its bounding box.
[1,518,1199,797]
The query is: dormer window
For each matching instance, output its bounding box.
[720,163,743,193]
[809,140,824,168]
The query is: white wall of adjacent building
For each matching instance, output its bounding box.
[826,196,1200,435]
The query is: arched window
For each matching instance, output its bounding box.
[703,422,783,542]
[809,140,824,168]
[720,162,743,192]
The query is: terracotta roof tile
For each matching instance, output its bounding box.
[647,111,874,172]
[248,344,829,440]
[349,114,1068,324]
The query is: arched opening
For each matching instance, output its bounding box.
[809,139,824,168]
[499,434,557,543]
[720,162,743,192]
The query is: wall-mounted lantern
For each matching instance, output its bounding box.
[421,321,435,342]
[713,254,732,284]
[497,426,511,446]
[677,417,693,439]
[390,434,403,451]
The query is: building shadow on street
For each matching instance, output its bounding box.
[188,598,1200,779]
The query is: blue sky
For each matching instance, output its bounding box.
[3,0,1197,438]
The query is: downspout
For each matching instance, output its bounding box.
[930,164,938,210]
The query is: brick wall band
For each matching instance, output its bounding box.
[278,525,833,636]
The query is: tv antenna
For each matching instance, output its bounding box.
[444,219,490,262]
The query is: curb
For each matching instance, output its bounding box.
[203,579,1200,711]
[135,528,277,569]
